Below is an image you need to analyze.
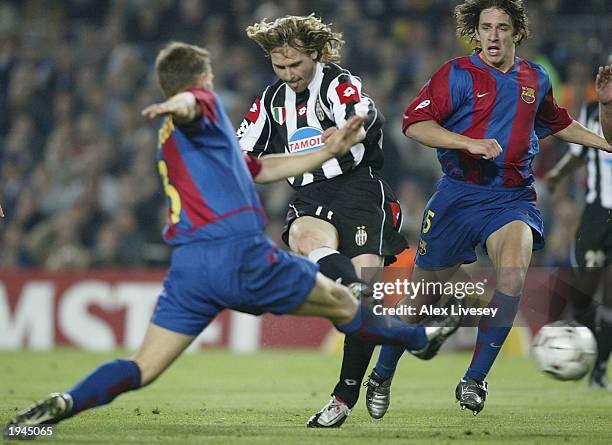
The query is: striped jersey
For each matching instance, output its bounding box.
[237,62,384,188]
[156,87,265,245]
[569,101,612,209]
[403,52,573,188]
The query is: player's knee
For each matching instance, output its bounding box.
[496,268,527,297]
[288,218,337,255]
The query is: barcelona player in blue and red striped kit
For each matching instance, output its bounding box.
[366,0,612,417]
[4,42,463,435]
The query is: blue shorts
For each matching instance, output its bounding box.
[415,176,544,270]
[151,233,319,336]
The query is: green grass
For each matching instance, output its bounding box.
[1,349,610,444]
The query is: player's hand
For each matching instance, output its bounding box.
[544,170,562,195]
[321,126,337,143]
[324,115,366,157]
[141,92,197,119]
[596,65,612,105]
[466,138,502,160]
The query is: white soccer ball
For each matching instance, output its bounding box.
[532,321,597,381]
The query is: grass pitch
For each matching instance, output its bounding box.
[1,349,610,444]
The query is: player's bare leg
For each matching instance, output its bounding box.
[4,324,195,436]
[457,220,532,415]
[131,324,196,386]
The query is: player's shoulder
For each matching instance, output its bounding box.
[427,57,469,82]
[521,58,550,77]
[322,62,352,78]
[258,79,286,108]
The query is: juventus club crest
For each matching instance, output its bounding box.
[355,226,368,247]
[315,99,325,121]
[521,86,536,104]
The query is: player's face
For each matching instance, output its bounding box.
[270,45,318,93]
[476,8,518,71]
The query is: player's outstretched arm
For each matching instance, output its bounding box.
[552,119,612,152]
[596,65,612,143]
[404,120,502,160]
[544,152,584,195]
[141,92,200,123]
[253,115,366,184]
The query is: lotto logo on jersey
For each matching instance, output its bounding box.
[336,82,360,104]
[288,126,324,153]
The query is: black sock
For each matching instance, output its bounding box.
[308,247,361,284]
[333,335,375,407]
[574,304,597,332]
[594,309,612,370]
[308,247,374,407]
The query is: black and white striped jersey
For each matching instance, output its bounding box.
[569,101,612,209]
[237,62,384,188]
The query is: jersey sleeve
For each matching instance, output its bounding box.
[237,93,270,157]
[534,72,573,139]
[326,73,380,131]
[243,154,263,178]
[568,104,588,158]
[184,87,218,127]
[402,61,457,133]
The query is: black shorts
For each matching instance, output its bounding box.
[574,204,612,268]
[282,167,408,265]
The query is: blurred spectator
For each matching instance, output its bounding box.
[0,0,609,268]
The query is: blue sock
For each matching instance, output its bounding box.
[374,343,405,380]
[465,290,520,382]
[66,359,141,416]
[336,305,427,350]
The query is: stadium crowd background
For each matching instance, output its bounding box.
[0,0,610,270]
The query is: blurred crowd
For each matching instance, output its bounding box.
[0,0,610,269]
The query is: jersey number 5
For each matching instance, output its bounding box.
[158,160,181,224]
[422,210,436,234]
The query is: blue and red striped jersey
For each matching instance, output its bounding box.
[403,52,573,188]
[156,88,265,245]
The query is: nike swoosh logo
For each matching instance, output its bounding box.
[490,342,503,348]
[476,92,489,98]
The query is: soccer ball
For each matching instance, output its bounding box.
[532,321,597,381]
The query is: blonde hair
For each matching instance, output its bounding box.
[246,14,344,63]
[155,42,212,98]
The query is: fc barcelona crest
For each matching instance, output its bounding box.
[355,226,368,247]
[521,86,536,104]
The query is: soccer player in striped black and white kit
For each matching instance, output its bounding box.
[238,15,421,427]
[545,60,612,389]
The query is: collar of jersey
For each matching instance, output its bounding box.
[471,51,520,75]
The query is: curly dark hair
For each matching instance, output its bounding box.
[246,14,344,63]
[455,0,530,47]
